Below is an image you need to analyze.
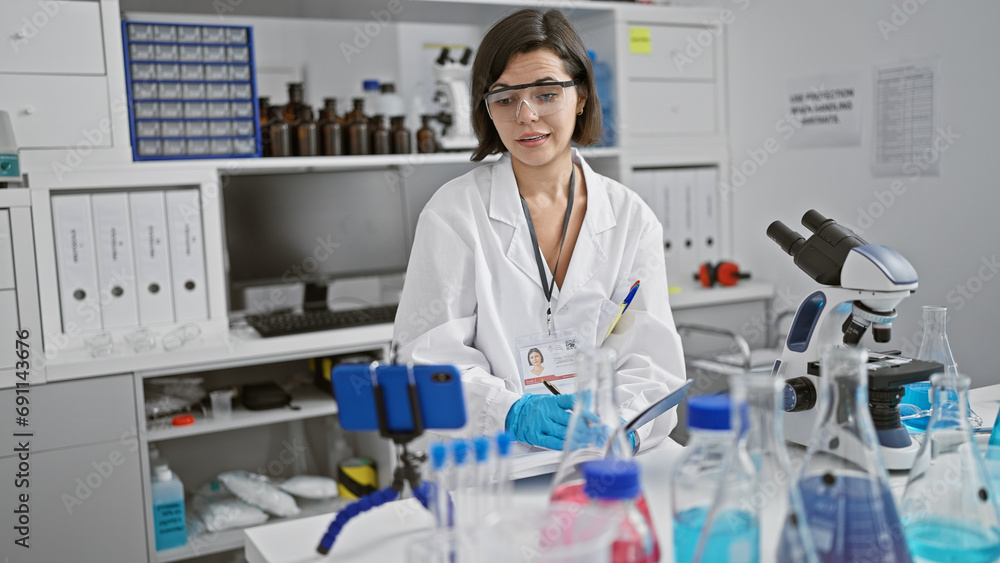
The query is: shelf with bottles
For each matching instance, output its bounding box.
[140,351,393,563]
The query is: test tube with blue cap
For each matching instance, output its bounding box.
[428,442,450,528]
[473,436,491,520]
[452,440,470,527]
[495,432,513,511]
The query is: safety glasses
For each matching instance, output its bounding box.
[482,79,578,122]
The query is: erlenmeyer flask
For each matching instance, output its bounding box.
[725,374,819,563]
[549,347,661,561]
[796,346,912,563]
[903,306,959,433]
[550,347,634,500]
[915,306,958,374]
[900,372,1000,562]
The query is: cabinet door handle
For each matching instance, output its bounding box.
[23,106,35,115]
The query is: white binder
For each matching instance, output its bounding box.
[630,168,664,233]
[657,168,699,283]
[129,191,175,326]
[695,167,721,265]
[92,193,139,329]
[165,189,208,322]
[51,194,103,332]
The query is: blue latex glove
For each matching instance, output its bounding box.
[505,393,576,450]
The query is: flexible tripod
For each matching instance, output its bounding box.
[316,362,438,555]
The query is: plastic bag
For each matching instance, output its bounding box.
[278,475,340,500]
[218,470,300,517]
[195,498,269,532]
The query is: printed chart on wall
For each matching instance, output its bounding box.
[784,70,863,148]
[872,58,941,177]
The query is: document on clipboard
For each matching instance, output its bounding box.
[509,379,694,479]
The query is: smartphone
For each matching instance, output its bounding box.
[331,363,466,434]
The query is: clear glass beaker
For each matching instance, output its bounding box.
[900,372,1000,562]
[550,347,634,501]
[796,346,912,563]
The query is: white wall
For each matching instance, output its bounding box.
[725,1,1000,386]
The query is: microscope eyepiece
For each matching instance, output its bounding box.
[766,221,806,257]
[802,209,834,235]
[766,210,868,286]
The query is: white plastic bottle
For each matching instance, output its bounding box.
[151,463,187,551]
[378,82,407,118]
[362,79,381,117]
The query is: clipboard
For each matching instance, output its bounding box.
[624,379,694,435]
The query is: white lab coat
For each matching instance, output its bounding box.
[393,149,687,451]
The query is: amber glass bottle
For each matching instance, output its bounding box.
[390,116,411,154]
[283,82,307,124]
[267,106,291,157]
[369,115,391,155]
[317,99,343,156]
[294,107,318,157]
[417,115,437,154]
[346,99,370,155]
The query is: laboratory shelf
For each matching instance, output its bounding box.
[45,322,393,382]
[146,385,338,442]
[130,146,621,176]
[155,496,349,563]
[669,279,776,311]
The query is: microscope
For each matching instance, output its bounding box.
[767,210,941,470]
[431,47,478,151]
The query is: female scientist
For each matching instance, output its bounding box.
[393,9,686,453]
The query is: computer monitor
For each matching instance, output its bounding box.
[222,170,411,311]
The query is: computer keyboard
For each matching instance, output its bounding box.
[245,304,398,337]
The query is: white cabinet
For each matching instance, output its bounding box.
[0,75,112,149]
[0,0,106,75]
[0,210,14,289]
[626,81,718,136]
[622,23,716,81]
[0,375,148,563]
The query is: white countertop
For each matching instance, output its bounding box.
[244,385,1000,563]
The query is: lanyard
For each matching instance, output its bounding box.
[519,166,575,335]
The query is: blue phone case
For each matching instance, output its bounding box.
[332,364,466,433]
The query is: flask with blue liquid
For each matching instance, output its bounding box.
[900,372,1000,563]
[671,394,758,563]
[796,346,911,563]
[901,306,958,433]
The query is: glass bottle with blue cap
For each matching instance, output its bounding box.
[671,393,756,563]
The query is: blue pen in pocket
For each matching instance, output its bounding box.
[605,280,640,338]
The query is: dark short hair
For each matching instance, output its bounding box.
[470,9,601,162]
[527,347,544,364]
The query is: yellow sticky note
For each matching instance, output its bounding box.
[629,27,652,54]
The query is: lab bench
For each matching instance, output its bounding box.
[242,384,1000,563]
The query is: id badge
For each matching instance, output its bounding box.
[514,328,580,395]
